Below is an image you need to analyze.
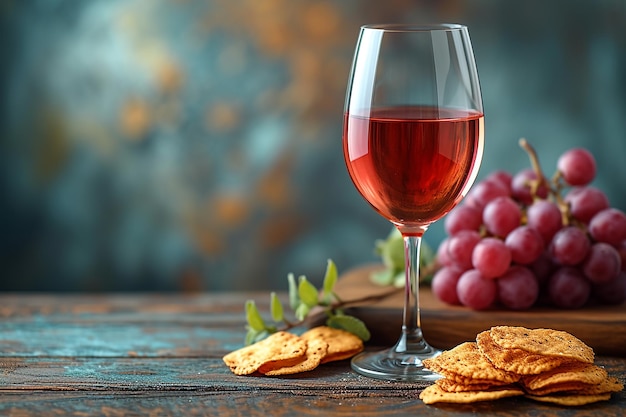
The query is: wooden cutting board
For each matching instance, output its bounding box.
[334,264,626,357]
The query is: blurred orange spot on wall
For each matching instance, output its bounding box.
[194,229,225,255]
[212,193,250,227]
[120,97,152,140]
[179,269,204,292]
[156,60,184,95]
[35,109,70,182]
[304,2,339,40]
[258,214,306,248]
[255,152,295,208]
[206,103,240,132]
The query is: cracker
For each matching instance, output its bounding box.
[476,330,564,375]
[587,376,624,394]
[525,393,612,406]
[489,326,594,364]
[436,378,512,393]
[261,338,329,376]
[423,342,520,384]
[419,383,524,404]
[301,326,364,363]
[222,331,307,375]
[521,361,607,390]
[524,381,597,396]
[527,376,625,396]
[432,372,514,387]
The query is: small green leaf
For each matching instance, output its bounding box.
[245,328,271,345]
[326,314,371,341]
[381,233,405,270]
[270,292,284,322]
[298,275,319,308]
[393,271,406,288]
[295,302,310,321]
[419,242,436,284]
[245,300,266,332]
[370,268,395,286]
[322,259,338,298]
[287,273,299,310]
[245,328,258,345]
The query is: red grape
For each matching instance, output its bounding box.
[456,269,497,310]
[505,226,544,265]
[557,148,596,186]
[582,242,621,284]
[565,186,609,223]
[465,178,510,210]
[447,230,481,270]
[588,208,626,246]
[593,271,626,305]
[497,265,539,310]
[429,144,624,310]
[549,226,590,266]
[482,196,521,238]
[547,267,591,309]
[436,237,453,267]
[511,168,548,205]
[485,170,513,191]
[617,240,626,272]
[472,237,511,279]
[526,200,563,243]
[444,204,483,236]
[431,266,463,305]
[529,252,555,287]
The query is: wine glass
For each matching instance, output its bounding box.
[343,23,484,381]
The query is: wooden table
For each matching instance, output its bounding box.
[0,292,624,416]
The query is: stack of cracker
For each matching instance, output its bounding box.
[420,326,624,406]
[223,326,364,376]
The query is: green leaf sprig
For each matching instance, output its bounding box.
[244,259,371,345]
[371,227,437,287]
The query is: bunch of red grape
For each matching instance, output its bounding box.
[432,140,626,310]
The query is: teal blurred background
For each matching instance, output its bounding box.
[1,0,625,292]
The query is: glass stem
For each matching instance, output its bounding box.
[394,234,429,354]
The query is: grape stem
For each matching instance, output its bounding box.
[282,286,403,331]
[518,138,550,195]
[518,138,571,226]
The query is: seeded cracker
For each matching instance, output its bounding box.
[521,361,608,390]
[261,338,329,376]
[222,331,307,375]
[476,330,564,375]
[423,342,520,384]
[488,326,594,364]
[436,379,513,393]
[524,376,624,397]
[525,393,612,406]
[419,383,524,404]
[420,326,622,407]
[301,326,364,363]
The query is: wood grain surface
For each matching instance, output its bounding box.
[0,290,624,416]
[334,264,626,356]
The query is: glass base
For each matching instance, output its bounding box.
[351,342,442,382]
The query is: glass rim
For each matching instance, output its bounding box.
[360,23,466,32]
